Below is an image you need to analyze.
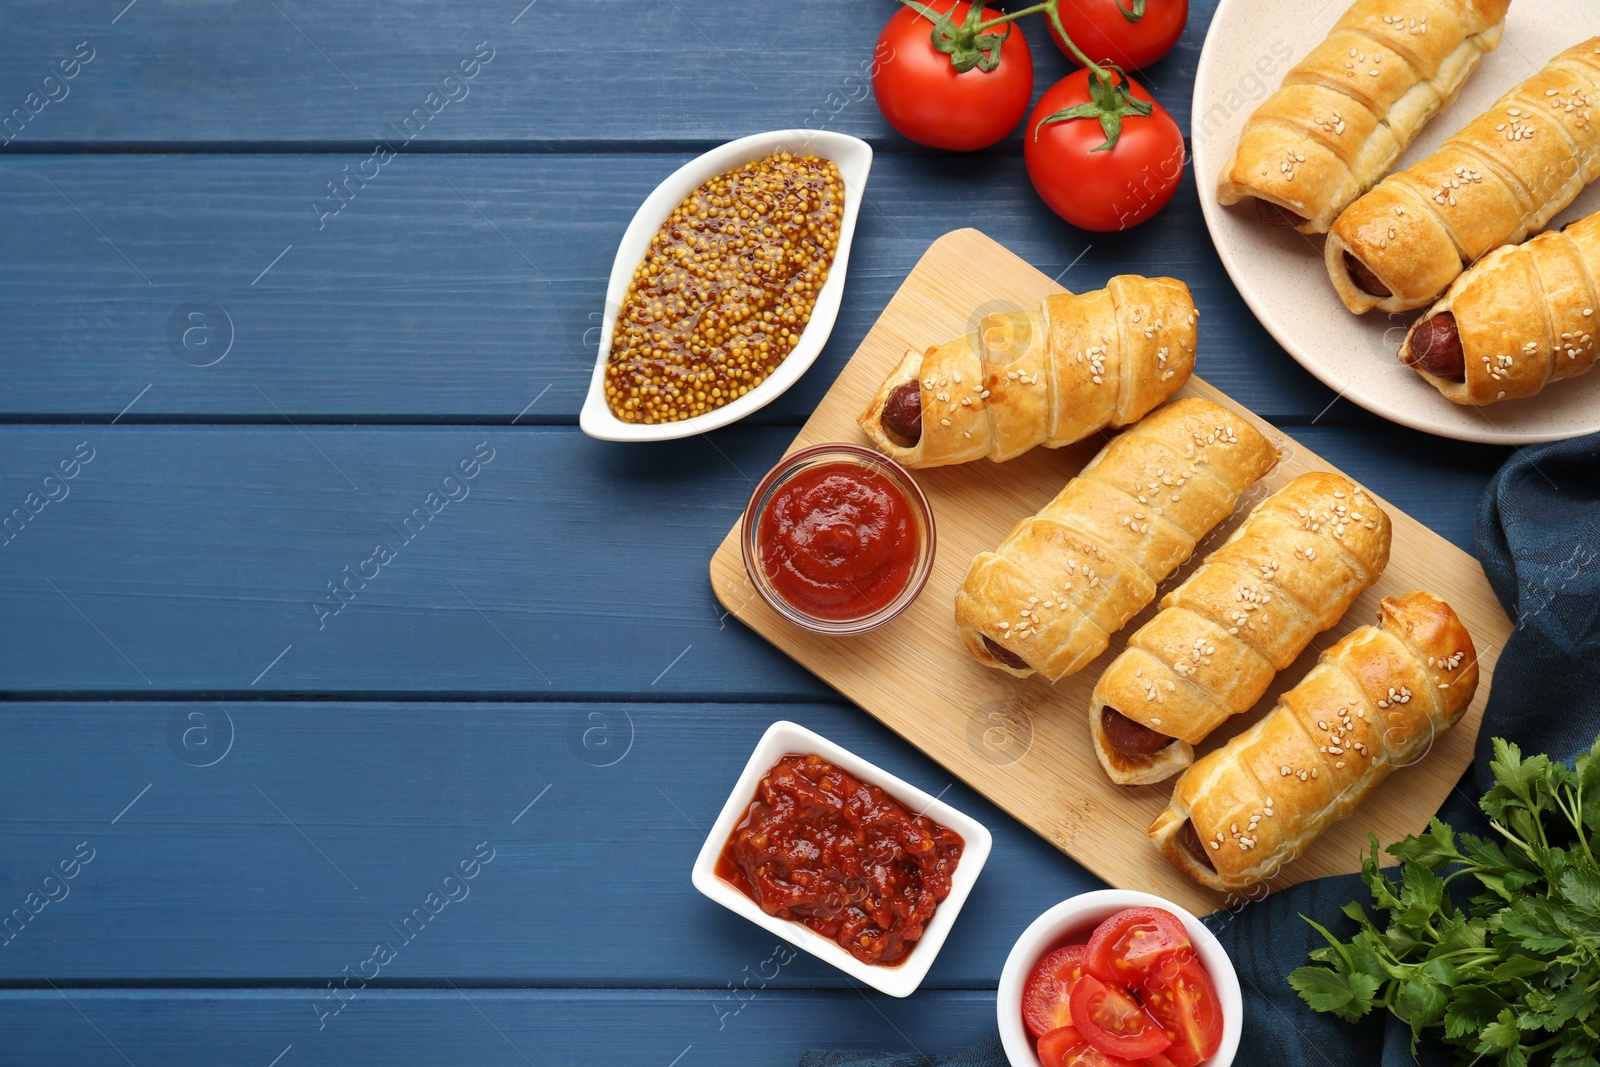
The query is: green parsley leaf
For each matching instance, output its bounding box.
[1292,731,1600,1066]
[1560,866,1600,916]
[1288,965,1381,1022]
[1389,817,1462,870]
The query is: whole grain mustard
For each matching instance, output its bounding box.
[605,152,844,424]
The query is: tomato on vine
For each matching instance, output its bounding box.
[1046,0,1188,72]
[872,0,1187,228]
[1023,66,1184,231]
[872,0,1035,152]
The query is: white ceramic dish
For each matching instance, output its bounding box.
[579,130,873,442]
[997,890,1244,1067]
[690,719,992,998]
[1193,0,1600,444]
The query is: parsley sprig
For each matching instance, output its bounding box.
[1288,734,1600,1067]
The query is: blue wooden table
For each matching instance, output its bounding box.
[0,2,1511,1063]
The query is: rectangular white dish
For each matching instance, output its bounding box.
[690,719,992,998]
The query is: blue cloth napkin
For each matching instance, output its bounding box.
[803,434,1600,1067]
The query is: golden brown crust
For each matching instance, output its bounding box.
[955,399,1279,681]
[1328,38,1600,313]
[1149,590,1478,891]
[1400,209,1600,403]
[856,277,1197,468]
[1218,0,1509,233]
[1092,473,1392,786]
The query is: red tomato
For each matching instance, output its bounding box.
[1037,1027,1141,1067]
[872,0,1034,151]
[1085,907,1191,986]
[1140,954,1224,1067]
[1023,945,1092,1038]
[1047,0,1189,71]
[1036,1026,1083,1067]
[1069,975,1173,1059]
[1022,68,1185,231]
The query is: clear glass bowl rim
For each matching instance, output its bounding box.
[739,442,936,636]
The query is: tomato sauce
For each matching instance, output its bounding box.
[716,753,964,966]
[756,463,917,621]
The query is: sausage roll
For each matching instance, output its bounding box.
[955,398,1279,681]
[1328,37,1600,313]
[858,277,1196,469]
[1091,473,1392,787]
[1149,591,1478,892]
[1218,0,1509,234]
[1401,209,1600,403]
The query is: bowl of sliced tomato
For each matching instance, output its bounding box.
[998,890,1241,1067]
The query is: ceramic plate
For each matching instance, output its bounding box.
[1192,0,1600,443]
[689,720,992,998]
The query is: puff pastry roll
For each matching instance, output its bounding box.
[1400,209,1600,403]
[1149,591,1478,891]
[857,277,1196,469]
[1218,0,1509,234]
[1328,37,1600,313]
[1091,474,1392,787]
[955,398,1279,681]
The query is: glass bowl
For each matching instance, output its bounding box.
[740,443,935,636]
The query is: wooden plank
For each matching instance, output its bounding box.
[0,425,821,697]
[709,230,1514,914]
[0,988,999,1067]
[0,426,1499,696]
[0,0,1200,148]
[0,701,1098,983]
[0,153,1349,424]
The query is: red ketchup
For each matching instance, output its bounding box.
[717,753,964,966]
[756,462,917,621]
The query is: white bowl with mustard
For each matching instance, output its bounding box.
[579,129,873,443]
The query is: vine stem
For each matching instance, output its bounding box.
[896,0,1148,150]
[967,0,1120,89]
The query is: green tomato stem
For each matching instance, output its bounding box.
[905,0,1149,152]
[971,0,1052,28]
[964,0,1119,87]
[896,0,1013,73]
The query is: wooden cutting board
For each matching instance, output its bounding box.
[708,228,1511,915]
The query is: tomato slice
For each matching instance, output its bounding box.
[1139,954,1224,1067]
[1085,907,1191,986]
[1023,945,1092,1038]
[1036,1026,1083,1067]
[1069,974,1173,1059]
[1142,1053,1181,1067]
[1036,1027,1141,1067]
